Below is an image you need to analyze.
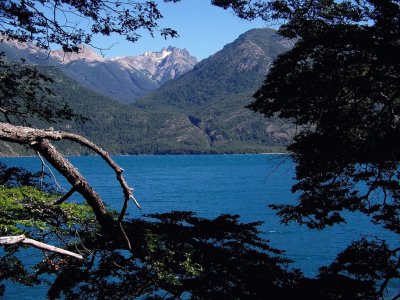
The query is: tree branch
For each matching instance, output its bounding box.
[0,122,140,245]
[0,122,140,208]
[0,235,83,259]
[36,151,65,191]
[30,138,115,232]
[54,186,76,205]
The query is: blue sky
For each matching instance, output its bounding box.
[92,1,267,61]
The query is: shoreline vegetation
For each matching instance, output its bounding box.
[0,140,289,157]
[0,149,290,158]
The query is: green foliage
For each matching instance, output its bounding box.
[0,184,99,296]
[0,164,389,299]
[40,211,301,299]
[4,208,383,300]
[0,185,97,237]
[1,181,301,298]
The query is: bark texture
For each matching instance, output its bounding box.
[31,139,114,230]
[0,122,140,238]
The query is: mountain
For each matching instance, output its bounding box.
[134,28,295,149]
[0,28,295,155]
[111,46,197,85]
[0,41,197,104]
[50,45,197,103]
[135,28,292,110]
[55,56,159,104]
[0,65,212,156]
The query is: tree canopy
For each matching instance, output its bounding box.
[218,0,400,297]
[0,172,387,299]
[1,0,400,299]
[248,0,400,231]
[0,53,86,125]
[0,0,178,53]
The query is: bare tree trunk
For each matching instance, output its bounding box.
[0,122,140,237]
[30,139,114,230]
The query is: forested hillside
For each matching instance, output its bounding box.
[1,28,294,155]
[136,28,290,109]
[134,28,295,151]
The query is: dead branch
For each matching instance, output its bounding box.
[54,186,76,205]
[0,122,140,207]
[0,235,83,259]
[31,138,115,232]
[36,151,65,191]
[0,122,140,246]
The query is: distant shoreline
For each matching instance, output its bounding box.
[0,152,290,158]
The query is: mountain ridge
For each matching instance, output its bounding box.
[111,46,197,85]
[0,40,198,103]
[132,28,295,149]
[135,28,291,110]
[0,28,295,155]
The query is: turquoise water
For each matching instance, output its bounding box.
[1,154,398,298]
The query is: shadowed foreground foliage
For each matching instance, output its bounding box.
[0,167,396,299]
[213,0,400,298]
[1,0,399,298]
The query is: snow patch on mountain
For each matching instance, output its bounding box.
[110,46,197,84]
[0,37,198,102]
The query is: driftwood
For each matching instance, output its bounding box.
[0,235,83,259]
[0,122,140,247]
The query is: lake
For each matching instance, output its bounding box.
[1,154,398,298]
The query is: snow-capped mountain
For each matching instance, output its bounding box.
[0,40,198,103]
[111,46,197,84]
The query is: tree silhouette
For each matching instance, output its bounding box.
[1,0,177,53]
[0,53,85,125]
[1,0,400,298]
[214,0,400,297]
[0,179,381,299]
[0,0,178,269]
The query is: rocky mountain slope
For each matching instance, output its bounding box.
[134,28,295,149]
[0,28,295,154]
[0,41,197,104]
[111,46,197,85]
[135,28,292,110]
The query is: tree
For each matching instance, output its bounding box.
[0,176,380,299]
[0,161,389,299]
[0,0,179,259]
[0,54,86,125]
[0,0,177,53]
[213,0,400,298]
[0,0,183,295]
[1,0,399,298]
